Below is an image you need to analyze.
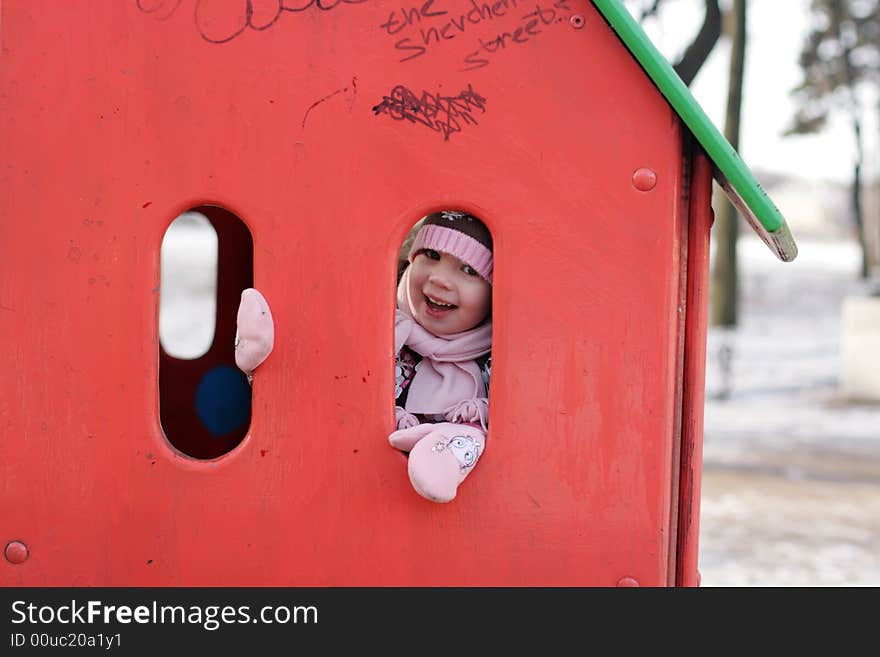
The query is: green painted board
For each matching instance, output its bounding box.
[592,0,798,261]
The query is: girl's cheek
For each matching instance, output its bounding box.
[467,284,491,312]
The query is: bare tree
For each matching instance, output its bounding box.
[631,0,722,84]
[789,0,880,279]
[711,0,747,327]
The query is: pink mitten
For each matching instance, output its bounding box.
[406,422,486,503]
[234,288,274,375]
[388,422,436,452]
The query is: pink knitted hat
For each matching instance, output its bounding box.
[408,211,493,283]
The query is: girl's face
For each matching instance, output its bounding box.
[407,249,492,335]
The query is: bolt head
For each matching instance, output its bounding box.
[632,168,658,192]
[5,541,28,564]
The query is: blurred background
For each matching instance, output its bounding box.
[625,0,880,585]
[160,0,880,587]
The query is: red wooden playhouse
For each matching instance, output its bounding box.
[1,0,797,586]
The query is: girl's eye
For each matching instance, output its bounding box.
[424,249,441,261]
[462,265,478,276]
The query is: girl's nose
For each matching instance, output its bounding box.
[428,269,453,289]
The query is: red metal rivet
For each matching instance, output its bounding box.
[617,577,640,587]
[5,541,29,564]
[632,168,657,191]
[570,15,585,29]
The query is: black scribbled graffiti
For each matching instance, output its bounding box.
[372,84,487,141]
[136,0,368,44]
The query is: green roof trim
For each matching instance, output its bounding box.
[592,0,798,262]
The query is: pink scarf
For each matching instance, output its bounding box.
[395,268,491,425]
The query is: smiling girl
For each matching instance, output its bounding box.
[388,211,493,502]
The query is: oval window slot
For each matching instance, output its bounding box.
[392,211,493,434]
[158,205,254,460]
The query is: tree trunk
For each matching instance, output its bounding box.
[852,116,868,278]
[710,0,747,327]
[828,0,870,279]
[674,0,722,86]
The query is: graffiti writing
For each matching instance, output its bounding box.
[462,0,571,70]
[381,0,520,62]
[136,0,184,21]
[136,0,368,44]
[372,84,487,141]
[379,0,572,70]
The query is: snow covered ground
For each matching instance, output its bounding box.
[698,235,880,586]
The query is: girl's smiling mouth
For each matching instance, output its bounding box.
[424,294,458,315]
